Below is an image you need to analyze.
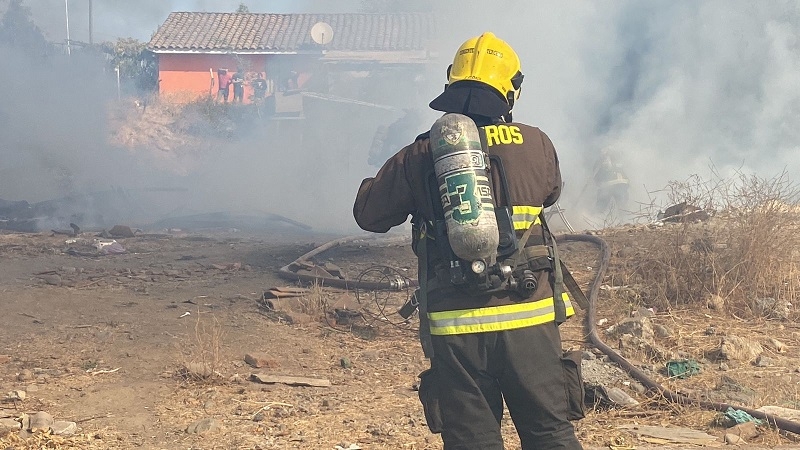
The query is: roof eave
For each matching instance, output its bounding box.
[149,49,309,55]
[321,50,437,63]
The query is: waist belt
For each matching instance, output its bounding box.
[427,294,575,335]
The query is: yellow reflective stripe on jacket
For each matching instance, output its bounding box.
[511,205,543,230]
[427,293,574,335]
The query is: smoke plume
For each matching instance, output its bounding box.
[2,0,798,233]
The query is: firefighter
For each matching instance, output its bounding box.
[592,148,629,213]
[368,109,423,167]
[353,32,584,450]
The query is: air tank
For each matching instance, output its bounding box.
[430,113,499,263]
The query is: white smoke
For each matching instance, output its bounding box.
[8,0,800,232]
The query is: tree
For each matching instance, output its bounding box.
[236,3,250,13]
[101,37,158,93]
[0,0,51,52]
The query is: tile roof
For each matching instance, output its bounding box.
[147,12,437,53]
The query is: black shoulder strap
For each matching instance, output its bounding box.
[539,212,590,314]
[417,226,434,359]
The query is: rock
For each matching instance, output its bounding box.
[753,297,791,320]
[334,443,362,450]
[712,376,757,405]
[632,307,656,318]
[724,433,742,444]
[8,390,26,401]
[340,357,353,369]
[653,324,672,338]
[25,384,38,393]
[250,374,331,387]
[186,418,221,434]
[658,202,710,222]
[757,405,800,421]
[581,358,629,386]
[40,274,62,286]
[618,334,672,361]
[28,411,54,432]
[728,421,759,440]
[765,338,787,353]
[604,386,639,407]
[719,336,763,362]
[0,418,21,431]
[51,421,78,436]
[616,247,635,258]
[244,353,280,369]
[613,317,654,342]
[17,369,34,381]
[361,351,380,360]
[109,225,135,238]
[229,374,243,384]
[754,355,774,367]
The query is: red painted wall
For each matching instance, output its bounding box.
[157,53,268,104]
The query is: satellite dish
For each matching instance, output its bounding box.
[311,22,334,45]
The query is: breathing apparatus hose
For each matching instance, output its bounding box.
[556,233,800,436]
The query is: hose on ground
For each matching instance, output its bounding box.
[277,232,800,436]
[559,233,800,436]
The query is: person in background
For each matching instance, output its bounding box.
[353,32,585,450]
[252,72,268,101]
[592,148,630,213]
[283,70,299,91]
[368,109,423,167]
[232,67,245,103]
[216,68,232,103]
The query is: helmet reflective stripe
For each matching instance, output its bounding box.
[427,294,574,335]
[449,32,523,103]
[511,205,543,230]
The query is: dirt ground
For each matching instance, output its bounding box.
[1,224,799,450]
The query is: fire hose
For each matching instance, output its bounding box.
[559,233,800,436]
[277,233,800,436]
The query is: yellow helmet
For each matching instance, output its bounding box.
[447,32,524,104]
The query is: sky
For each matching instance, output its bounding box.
[26,0,364,43]
[2,0,799,232]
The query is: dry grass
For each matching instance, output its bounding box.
[176,310,226,383]
[297,280,328,318]
[627,169,800,317]
[561,171,800,447]
[0,428,125,449]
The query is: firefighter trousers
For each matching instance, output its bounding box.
[418,322,583,450]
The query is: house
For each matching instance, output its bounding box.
[147,12,438,109]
